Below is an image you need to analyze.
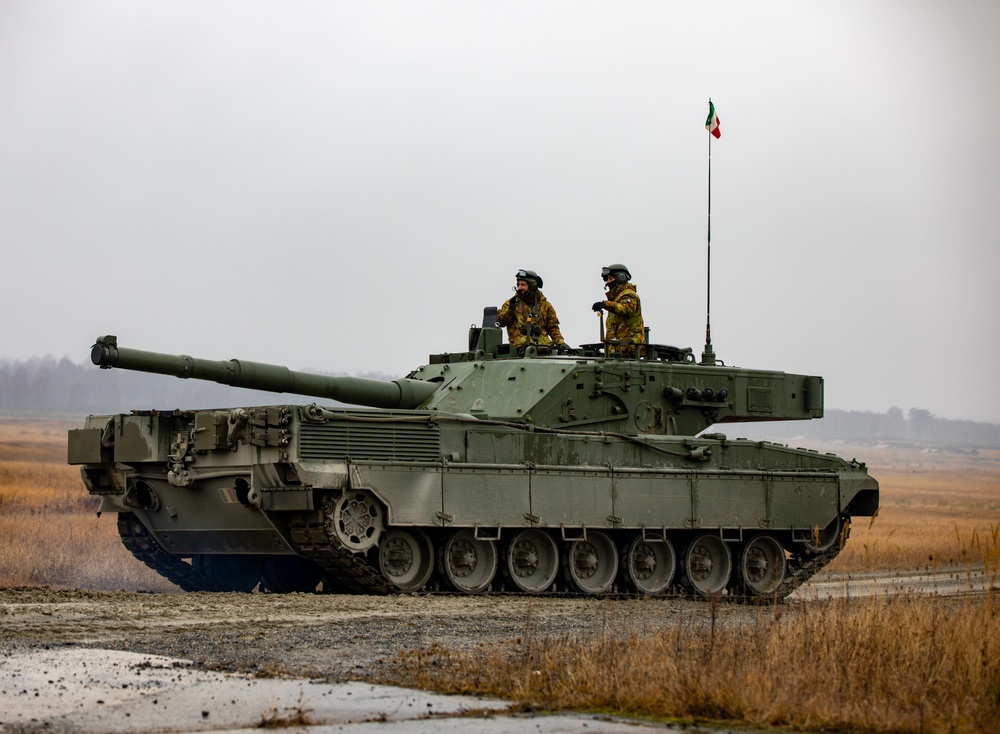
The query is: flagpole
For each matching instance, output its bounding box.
[702,98,717,366]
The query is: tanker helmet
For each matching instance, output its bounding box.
[601,264,631,284]
[515,269,543,289]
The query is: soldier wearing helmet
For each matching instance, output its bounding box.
[592,264,644,357]
[497,269,568,352]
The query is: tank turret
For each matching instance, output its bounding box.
[91,329,822,437]
[417,326,823,435]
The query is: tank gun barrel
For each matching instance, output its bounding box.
[90,335,438,410]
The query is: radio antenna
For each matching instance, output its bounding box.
[702,98,721,366]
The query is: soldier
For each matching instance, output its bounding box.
[592,264,644,357]
[496,269,568,352]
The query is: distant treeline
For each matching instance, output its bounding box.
[2,357,999,447]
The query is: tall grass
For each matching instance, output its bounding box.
[387,590,999,733]
[835,455,1000,572]
[0,419,176,590]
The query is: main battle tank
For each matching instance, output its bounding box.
[69,321,879,599]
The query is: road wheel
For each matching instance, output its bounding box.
[378,529,434,592]
[504,529,559,593]
[732,535,787,597]
[680,534,731,597]
[564,531,618,594]
[440,529,497,594]
[622,535,676,594]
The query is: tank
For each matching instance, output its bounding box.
[68,323,879,600]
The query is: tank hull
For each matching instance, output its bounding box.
[71,404,877,599]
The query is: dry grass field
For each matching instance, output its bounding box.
[0,417,175,591]
[389,591,999,733]
[1,418,999,732]
[792,438,1000,574]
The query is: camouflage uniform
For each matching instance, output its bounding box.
[604,282,644,357]
[496,292,566,348]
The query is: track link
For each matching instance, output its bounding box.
[116,512,223,592]
[289,511,399,596]
[765,543,842,600]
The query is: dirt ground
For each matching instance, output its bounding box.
[0,587,723,683]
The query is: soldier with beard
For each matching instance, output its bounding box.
[496,269,568,353]
[592,264,644,357]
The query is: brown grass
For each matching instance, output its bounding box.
[828,442,1000,573]
[389,590,999,733]
[0,418,176,590]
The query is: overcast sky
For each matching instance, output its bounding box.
[2,1,998,423]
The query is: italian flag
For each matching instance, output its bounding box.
[705,101,721,139]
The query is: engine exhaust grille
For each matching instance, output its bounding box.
[298,418,441,461]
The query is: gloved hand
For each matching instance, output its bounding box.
[530,325,542,337]
[555,343,571,354]
[592,301,605,312]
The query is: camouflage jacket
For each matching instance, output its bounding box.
[496,291,565,348]
[605,283,644,356]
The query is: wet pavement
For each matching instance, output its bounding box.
[0,648,683,733]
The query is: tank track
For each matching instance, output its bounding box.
[119,508,843,600]
[284,515,843,601]
[287,512,846,600]
[288,511,399,596]
[116,512,224,592]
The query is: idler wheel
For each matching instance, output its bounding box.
[564,531,618,594]
[804,513,846,555]
[681,533,732,597]
[504,529,559,593]
[378,529,434,592]
[440,529,497,594]
[325,490,385,553]
[622,535,676,595]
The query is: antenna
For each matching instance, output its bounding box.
[702,98,720,366]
